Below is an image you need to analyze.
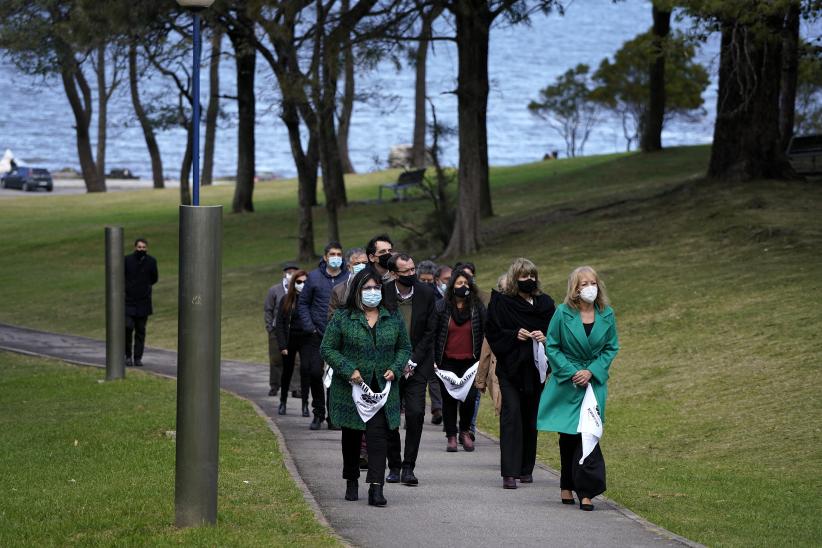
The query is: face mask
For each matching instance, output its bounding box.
[362,288,382,308]
[454,286,470,298]
[295,282,305,293]
[135,250,146,259]
[438,282,447,294]
[398,274,416,287]
[377,253,391,269]
[579,285,598,303]
[517,279,537,294]
[351,263,366,275]
[328,256,343,269]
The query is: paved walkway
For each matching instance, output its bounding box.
[0,322,696,547]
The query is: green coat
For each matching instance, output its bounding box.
[537,303,619,434]
[320,306,411,431]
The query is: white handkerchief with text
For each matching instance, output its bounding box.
[351,380,392,423]
[434,362,479,402]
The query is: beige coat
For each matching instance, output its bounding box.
[475,338,502,416]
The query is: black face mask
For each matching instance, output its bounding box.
[454,286,470,298]
[397,274,416,288]
[135,250,147,259]
[377,254,391,269]
[517,279,537,294]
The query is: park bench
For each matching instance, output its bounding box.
[377,168,426,202]
[787,134,822,175]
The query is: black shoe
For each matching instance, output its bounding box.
[562,498,576,505]
[278,402,287,415]
[327,421,341,431]
[431,409,443,425]
[345,479,358,501]
[309,417,322,430]
[519,474,533,483]
[359,455,369,470]
[292,390,300,398]
[268,388,277,396]
[134,360,143,367]
[125,357,133,367]
[401,465,418,486]
[302,402,310,417]
[579,500,594,511]
[385,468,401,483]
[368,483,387,507]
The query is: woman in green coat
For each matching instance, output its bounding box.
[321,268,411,507]
[537,266,619,511]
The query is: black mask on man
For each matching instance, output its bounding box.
[378,254,391,269]
[398,274,416,288]
[517,279,537,294]
[135,250,147,259]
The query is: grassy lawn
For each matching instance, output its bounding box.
[0,145,820,546]
[0,351,338,547]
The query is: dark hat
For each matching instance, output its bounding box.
[282,261,300,272]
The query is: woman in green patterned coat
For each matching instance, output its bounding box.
[537,266,619,511]
[321,268,411,507]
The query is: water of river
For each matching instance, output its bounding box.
[0,0,805,180]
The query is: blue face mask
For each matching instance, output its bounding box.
[351,263,366,275]
[328,256,343,269]
[361,288,382,308]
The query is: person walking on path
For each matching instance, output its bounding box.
[366,233,394,283]
[486,258,555,490]
[298,242,347,430]
[124,238,158,367]
[265,262,300,397]
[383,253,437,486]
[327,248,369,320]
[275,269,311,417]
[321,269,411,507]
[433,269,486,453]
[537,266,619,511]
[475,275,508,418]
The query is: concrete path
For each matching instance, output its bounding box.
[0,322,697,548]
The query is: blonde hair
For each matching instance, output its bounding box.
[564,266,610,311]
[502,258,541,297]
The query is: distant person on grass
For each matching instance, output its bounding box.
[124,238,158,367]
[264,262,300,397]
[537,266,619,511]
[320,268,411,507]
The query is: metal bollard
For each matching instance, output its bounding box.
[174,205,223,527]
[105,226,125,381]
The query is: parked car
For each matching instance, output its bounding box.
[0,167,53,192]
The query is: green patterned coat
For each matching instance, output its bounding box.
[320,306,411,430]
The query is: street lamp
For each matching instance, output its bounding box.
[174,0,222,530]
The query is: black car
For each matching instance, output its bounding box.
[1,166,54,192]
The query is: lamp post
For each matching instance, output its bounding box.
[174,0,222,529]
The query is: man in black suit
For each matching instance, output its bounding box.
[124,238,159,367]
[383,253,437,486]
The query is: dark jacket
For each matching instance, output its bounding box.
[486,290,555,393]
[297,260,347,335]
[433,297,487,366]
[275,298,310,351]
[264,279,288,333]
[124,252,158,317]
[382,280,438,380]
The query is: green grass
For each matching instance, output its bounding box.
[0,351,339,547]
[1,145,820,546]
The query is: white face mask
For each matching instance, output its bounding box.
[579,285,598,303]
[295,282,305,293]
[438,282,447,294]
[351,263,366,275]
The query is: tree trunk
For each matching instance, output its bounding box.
[180,122,193,206]
[641,4,670,152]
[203,30,222,187]
[229,28,256,213]
[444,3,491,256]
[779,2,800,152]
[708,17,794,180]
[411,11,436,169]
[337,0,356,174]
[60,60,103,193]
[282,101,318,261]
[95,45,107,190]
[128,44,164,189]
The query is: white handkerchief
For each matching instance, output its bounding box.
[323,365,333,389]
[576,384,603,465]
[533,339,548,384]
[403,359,418,379]
[434,362,479,402]
[351,380,392,423]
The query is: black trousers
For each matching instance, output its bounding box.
[341,408,388,484]
[387,374,427,469]
[125,315,148,360]
[280,335,310,402]
[300,334,326,420]
[428,376,442,412]
[497,374,540,478]
[439,357,477,438]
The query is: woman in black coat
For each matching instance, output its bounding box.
[485,258,555,489]
[275,270,311,417]
[433,269,487,452]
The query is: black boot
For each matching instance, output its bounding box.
[401,465,418,486]
[302,401,310,418]
[345,480,358,501]
[309,416,322,430]
[278,401,287,415]
[368,483,387,507]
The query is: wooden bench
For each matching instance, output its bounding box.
[787,134,822,175]
[377,168,426,202]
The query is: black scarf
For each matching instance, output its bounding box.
[451,301,472,325]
